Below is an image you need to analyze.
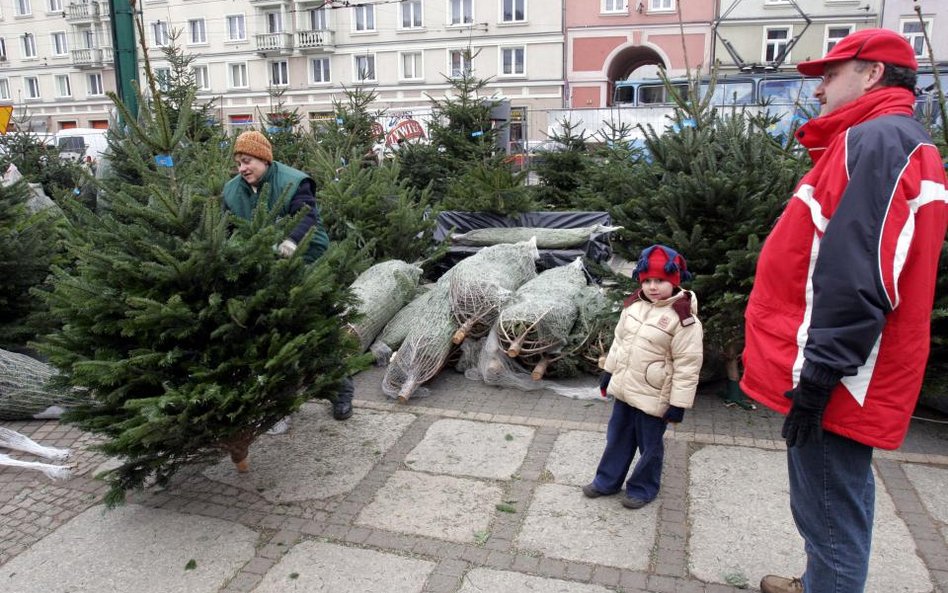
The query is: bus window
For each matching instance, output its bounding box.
[759,78,819,104]
[615,85,635,104]
[639,82,689,105]
[701,80,755,106]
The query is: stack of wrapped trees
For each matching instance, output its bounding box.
[347,260,423,352]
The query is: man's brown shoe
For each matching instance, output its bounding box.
[760,575,804,593]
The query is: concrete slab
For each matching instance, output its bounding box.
[688,445,931,592]
[0,503,257,593]
[515,483,656,571]
[356,470,502,543]
[404,419,534,480]
[458,567,614,592]
[251,540,435,593]
[546,429,611,486]
[202,403,416,503]
[903,462,948,544]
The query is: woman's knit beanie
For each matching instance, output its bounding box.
[234,130,273,163]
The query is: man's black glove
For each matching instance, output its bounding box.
[663,406,685,424]
[599,372,612,398]
[781,380,833,447]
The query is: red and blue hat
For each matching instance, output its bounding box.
[632,244,691,287]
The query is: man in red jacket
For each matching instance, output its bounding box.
[741,29,948,593]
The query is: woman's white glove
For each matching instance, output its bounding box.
[277,239,298,258]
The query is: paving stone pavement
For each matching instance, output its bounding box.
[1,364,946,593]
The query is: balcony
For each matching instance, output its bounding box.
[296,29,335,53]
[65,1,105,23]
[255,32,292,56]
[71,47,102,68]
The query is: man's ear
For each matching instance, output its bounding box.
[865,61,885,89]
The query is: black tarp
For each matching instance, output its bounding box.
[430,211,615,279]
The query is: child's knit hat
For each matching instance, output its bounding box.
[234,130,273,163]
[632,244,692,286]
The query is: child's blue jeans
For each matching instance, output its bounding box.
[591,399,667,501]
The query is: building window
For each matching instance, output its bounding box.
[824,25,851,53]
[55,74,71,97]
[0,38,6,61]
[502,0,525,22]
[22,34,36,58]
[354,5,375,31]
[154,67,171,91]
[266,11,283,34]
[354,54,376,82]
[309,8,328,30]
[152,21,169,47]
[0,79,10,100]
[51,31,68,56]
[401,0,422,28]
[193,65,210,90]
[401,52,422,80]
[602,0,625,12]
[80,28,95,49]
[188,19,206,44]
[311,57,330,83]
[901,19,932,57]
[450,0,472,25]
[15,0,31,16]
[25,76,40,98]
[501,47,525,75]
[649,0,673,11]
[229,63,248,88]
[270,60,288,86]
[226,15,246,41]
[88,73,103,95]
[47,0,62,11]
[449,49,471,77]
[764,26,791,63]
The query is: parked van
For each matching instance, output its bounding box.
[54,128,109,163]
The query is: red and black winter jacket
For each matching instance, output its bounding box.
[741,87,948,450]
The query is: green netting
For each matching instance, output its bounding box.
[348,260,423,351]
[451,224,621,249]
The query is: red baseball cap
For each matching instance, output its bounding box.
[797,28,918,76]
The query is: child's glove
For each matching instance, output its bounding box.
[781,380,832,447]
[663,406,685,423]
[598,372,612,398]
[278,239,298,258]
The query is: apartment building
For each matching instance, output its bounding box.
[0,0,565,143]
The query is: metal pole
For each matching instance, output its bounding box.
[109,0,139,119]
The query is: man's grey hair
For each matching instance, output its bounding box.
[854,60,917,92]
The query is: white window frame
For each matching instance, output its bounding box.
[500,46,525,76]
[47,0,62,11]
[87,73,103,95]
[354,5,375,32]
[763,26,792,63]
[502,0,525,23]
[270,60,289,86]
[266,11,283,34]
[649,0,673,12]
[229,62,248,88]
[154,66,171,91]
[601,0,625,13]
[901,18,933,58]
[400,0,422,29]
[226,14,246,42]
[824,24,852,54]
[0,39,6,61]
[400,51,423,81]
[308,7,328,30]
[55,74,71,97]
[193,65,210,90]
[353,54,376,82]
[0,79,10,100]
[80,28,95,49]
[152,20,170,47]
[449,49,471,78]
[22,34,36,58]
[51,31,68,56]
[188,18,207,44]
[449,0,473,25]
[25,76,40,98]
[311,57,330,83]
[15,0,32,17]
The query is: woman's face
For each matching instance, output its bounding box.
[234,153,269,188]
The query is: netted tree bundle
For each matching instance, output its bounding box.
[548,284,614,378]
[451,224,621,249]
[348,260,423,351]
[0,349,89,420]
[369,283,438,365]
[497,259,588,364]
[449,238,539,344]
[381,284,457,402]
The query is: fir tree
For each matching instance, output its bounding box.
[530,120,594,210]
[315,86,383,164]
